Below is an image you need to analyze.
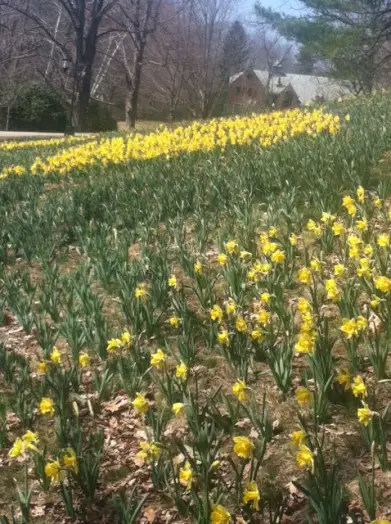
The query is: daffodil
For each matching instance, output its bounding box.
[135,283,148,301]
[225,240,238,254]
[132,393,150,415]
[176,361,188,382]
[210,504,232,523]
[217,253,228,266]
[217,329,230,346]
[179,461,193,489]
[298,267,312,285]
[291,430,306,447]
[40,397,55,416]
[337,368,351,391]
[374,276,391,293]
[137,441,160,464]
[36,361,47,374]
[377,234,390,248]
[242,480,260,510]
[352,376,367,398]
[210,305,223,322]
[172,403,185,417]
[63,448,78,473]
[78,352,90,368]
[169,316,181,328]
[296,445,314,472]
[232,380,248,402]
[50,347,61,365]
[150,348,166,370]
[45,459,63,482]
[233,436,254,459]
[194,259,203,274]
[295,387,311,407]
[168,275,178,288]
[357,403,373,426]
[235,316,247,333]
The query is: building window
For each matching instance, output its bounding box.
[247,73,252,80]
[236,86,241,95]
[247,88,253,96]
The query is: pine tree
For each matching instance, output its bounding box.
[221,21,249,81]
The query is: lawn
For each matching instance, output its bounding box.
[1,94,391,523]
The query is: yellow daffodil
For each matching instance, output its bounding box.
[225,298,237,316]
[232,379,248,402]
[137,441,160,464]
[168,275,178,288]
[296,386,311,407]
[210,305,223,322]
[357,186,365,203]
[169,316,181,328]
[176,361,188,382]
[377,234,390,248]
[296,445,314,472]
[217,329,230,346]
[150,348,166,370]
[194,259,203,274]
[63,448,78,474]
[179,461,193,489]
[172,402,185,417]
[225,240,238,254]
[132,393,150,415]
[210,504,232,523]
[352,376,367,398]
[36,361,47,374]
[291,430,306,447]
[374,276,391,293]
[271,249,285,264]
[357,403,373,426]
[233,436,254,459]
[45,459,63,482]
[295,332,316,354]
[337,368,351,391]
[50,347,61,365]
[78,352,90,368]
[298,267,312,285]
[135,283,148,301]
[289,233,298,245]
[40,397,55,416]
[217,253,228,266]
[242,480,260,510]
[235,316,247,333]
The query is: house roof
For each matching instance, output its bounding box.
[230,69,349,103]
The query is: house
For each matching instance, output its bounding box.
[228,68,349,109]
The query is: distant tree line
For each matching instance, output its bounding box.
[2,0,378,132]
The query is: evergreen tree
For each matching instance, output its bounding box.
[221,21,249,81]
[255,1,391,92]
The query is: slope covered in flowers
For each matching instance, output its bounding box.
[20,108,340,177]
[1,94,391,523]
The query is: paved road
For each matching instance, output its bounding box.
[0,131,89,139]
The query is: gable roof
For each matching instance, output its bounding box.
[230,69,349,103]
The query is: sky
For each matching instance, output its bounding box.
[240,0,306,18]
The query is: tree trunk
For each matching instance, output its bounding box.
[5,104,11,131]
[77,68,93,131]
[125,47,145,129]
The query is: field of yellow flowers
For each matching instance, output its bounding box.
[2,94,391,524]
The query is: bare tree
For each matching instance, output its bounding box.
[112,0,168,128]
[1,0,119,130]
[180,0,233,119]
[252,28,293,106]
[0,4,38,130]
